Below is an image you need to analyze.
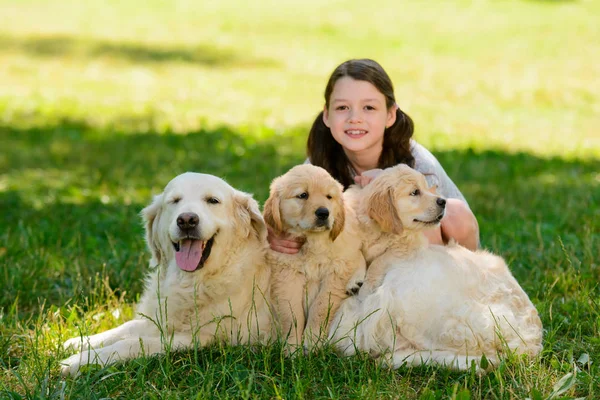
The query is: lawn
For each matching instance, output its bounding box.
[0,0,599,398]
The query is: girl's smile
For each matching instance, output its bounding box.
[345,129,368,137]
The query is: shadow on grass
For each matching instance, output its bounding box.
[0,120,598,313]
[0,34,278,68]
[1,119,303,199]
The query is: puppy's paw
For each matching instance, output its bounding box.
[345,280,363,296]
[346,261,366,296]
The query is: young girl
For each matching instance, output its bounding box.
[269,58,479,253]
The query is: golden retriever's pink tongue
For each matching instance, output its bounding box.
[175,239,204,271]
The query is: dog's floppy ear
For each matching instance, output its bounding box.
[367,179,403,234]
[234,191,267,241]
[262,186,283,234]
[141,193,164,267]
[330,185,345,241]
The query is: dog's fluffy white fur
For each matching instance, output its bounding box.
[61,172,272,376]
[330,165,543,371]
[264,165,366,349]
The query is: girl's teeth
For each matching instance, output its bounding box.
[347,130,365,135]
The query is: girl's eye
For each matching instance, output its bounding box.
[335,105,348,111]
[365,105,375,111]
[410,189,420,196]
[207,197,220,204]
[297,192,309,200]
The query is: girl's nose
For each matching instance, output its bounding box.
[347,109,363,123]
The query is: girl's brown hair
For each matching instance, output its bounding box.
[307,59,415,188]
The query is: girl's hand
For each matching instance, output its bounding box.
[354,169,383,187]
[267,225,305,254]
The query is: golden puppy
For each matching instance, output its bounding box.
[330,165,543,371]
[61,173,273,376]
[264,165,366,350]
[342,166,439,267]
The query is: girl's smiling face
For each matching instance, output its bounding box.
[323,76,397,166]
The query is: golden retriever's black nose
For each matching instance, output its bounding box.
[177,212,199,230]
[436,198,446,208]
[315,207,330,220]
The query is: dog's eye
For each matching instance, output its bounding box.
[296,192,309,200]
[206,197,220,204]
[326,195,332,200]
[171,197,181,204]
[410,189,420,196]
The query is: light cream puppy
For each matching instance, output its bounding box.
[61,172,272,376]
[264,165,366,350]
[343,167,429,266]
[330,165,543,371]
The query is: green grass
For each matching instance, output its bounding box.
[0,0,599,398]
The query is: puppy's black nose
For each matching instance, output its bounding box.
[177,212,199,230]
[436,198,446,208]
[315,207,330,220]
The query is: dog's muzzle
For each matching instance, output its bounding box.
[172,212,215,272]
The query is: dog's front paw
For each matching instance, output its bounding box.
[60,346,121,377]
[63,336,87,352]
[60,352,90,377]
[345,280,363,296]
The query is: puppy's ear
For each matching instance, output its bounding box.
[330,187,345,241]
[263,189,283,234]
[234,192,267,241]
[367,183,403,234]
[141,193,164,267]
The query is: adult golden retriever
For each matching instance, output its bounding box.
[61,172,272,376]
[330,165,543,371]
[264,165,366,349]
